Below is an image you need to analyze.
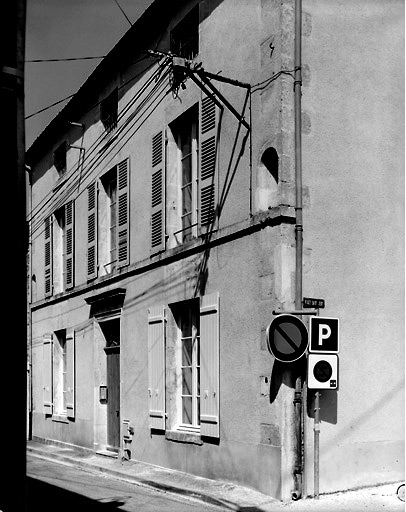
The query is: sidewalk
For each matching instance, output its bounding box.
[27,440,404,511]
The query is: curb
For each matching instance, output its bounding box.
[27,446,237,510]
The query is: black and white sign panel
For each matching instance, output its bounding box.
[309,316,339,353]
[308,353,338,390]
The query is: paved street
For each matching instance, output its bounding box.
[26,453,404,512]
[26,455,227,512]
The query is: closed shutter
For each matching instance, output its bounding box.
[147,306,166,430]
[199,96,218,233]
[200,292,220,437]
[117,158,130,267]
[66,329,75,418]
[87,182,98,280]
[151,131,166,254]
[44,216,53,297]
[43,333,53,415]
[64,201,74,289]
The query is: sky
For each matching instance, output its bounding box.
[25,0,153,149]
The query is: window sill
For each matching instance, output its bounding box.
[52,414,69,424]
[165,430,203,445]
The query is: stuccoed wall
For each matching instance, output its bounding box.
[302,0,404,494]
[118,223,293,498]
[29,0,304,500]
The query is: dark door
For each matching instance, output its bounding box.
[101,319,121,452]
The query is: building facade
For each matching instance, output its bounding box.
[27,0,404,501]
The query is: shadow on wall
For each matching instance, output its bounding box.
[307,389,337,425]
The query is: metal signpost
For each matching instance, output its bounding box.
[270,301,339,500]
[307,314,340,499]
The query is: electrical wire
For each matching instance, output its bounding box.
[28,62,292,242]
[29,79,171,244]
[25,94,76,120]
[26,56,105,63]
[112,0,133,27]
[25,53,152,120]
[28,58,169,230]
[27,55,167,227]
[28,61,171,242]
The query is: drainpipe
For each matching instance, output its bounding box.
[292,0,303,501]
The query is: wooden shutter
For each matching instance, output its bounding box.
[87,182,98,280]
[43,333,53,415]
[151,131,166,253]
[117,158,130,267]
[200,292,220,437]
[199,96,218,233]
[66,329,75,418]
[147,306,166,430]
[44,216,53,297]
[64,201,74,289]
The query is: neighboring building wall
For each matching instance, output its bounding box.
[302,0,404,493]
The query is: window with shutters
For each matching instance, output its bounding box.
[101,88,118,132]
[47,201,74,296]
[173,299,200,431]
[98,159,129,275]
[43,329,75,419]
[54,141,67,175]
[168,106,199,245]
[148,293,219,439]
[164,98,217,250]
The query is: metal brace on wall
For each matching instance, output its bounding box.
[172,56,251,131]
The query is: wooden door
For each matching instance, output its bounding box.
[106,345,120,451]
[101,318,121,452]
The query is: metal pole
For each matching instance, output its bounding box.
[314,391,320,499]
[292,0,304,500]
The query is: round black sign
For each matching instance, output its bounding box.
[266,314,308,363]
[313,360,332,382]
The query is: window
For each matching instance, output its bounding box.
[172,107,199,243]
[87,159,129,280]
[101,88,118,132]
[175,300,200,429]
[53,329,67,415]
[54,141,67,175]
[101,168,118,273]
[43,330,75,418]
[147,293,219,438]
[53,206,65,294]
[44,201,74,297]
[151,97,218,254]
[170,6,199,60]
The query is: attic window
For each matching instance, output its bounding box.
[54,141,67,175]
[170,6,199,60]
[101,88,118,132]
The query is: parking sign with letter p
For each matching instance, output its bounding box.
[309,317,339,353]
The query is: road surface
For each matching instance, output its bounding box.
[26,454,227,512]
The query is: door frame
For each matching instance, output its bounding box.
[96,312,121,453]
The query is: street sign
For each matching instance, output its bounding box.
[309,316,339,353]
[266,314,308,363]
[303,297,325,309]
[308,353,338,389]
